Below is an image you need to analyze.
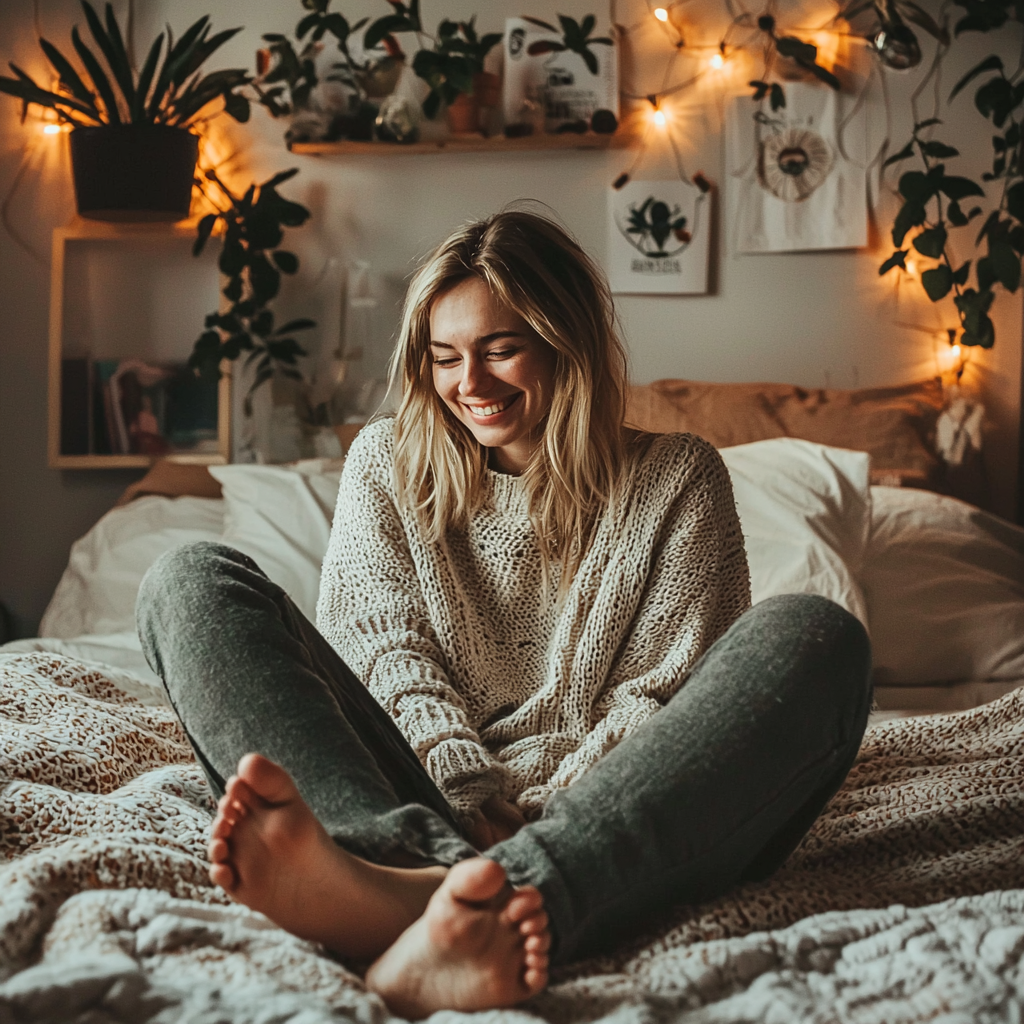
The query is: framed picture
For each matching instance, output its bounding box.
[726,82,867,254]
[607,179,711,295]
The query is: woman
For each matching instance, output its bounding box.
[137,210,871,1019]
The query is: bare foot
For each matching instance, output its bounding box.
[365,857,550,1019]
[208,753,447,960]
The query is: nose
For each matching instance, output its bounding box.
[458,354,493,396]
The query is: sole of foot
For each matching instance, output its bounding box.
[208,753,447,960]
[365,856,550,1019]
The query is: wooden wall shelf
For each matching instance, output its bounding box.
[48,218,231,470]
[291,128,637,156]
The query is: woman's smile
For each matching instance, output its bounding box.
[429,277,556,474]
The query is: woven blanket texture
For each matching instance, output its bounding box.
[2,651,1024,1024]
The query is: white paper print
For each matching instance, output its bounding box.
[607,179,710,295]
[726,82,867,253]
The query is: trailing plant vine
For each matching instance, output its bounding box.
[190,168,315,412]
[879,0,1024,351]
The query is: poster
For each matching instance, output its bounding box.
[726,82,867,253]
[607,179,710,295]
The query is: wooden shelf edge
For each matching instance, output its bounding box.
[50,452,228,470]
[291,128,638,156]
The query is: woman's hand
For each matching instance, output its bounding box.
[465,795,527,850]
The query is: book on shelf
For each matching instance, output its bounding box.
[60,356,219,457]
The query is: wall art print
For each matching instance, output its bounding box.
[726,82,867,253]
[607,179,710,295]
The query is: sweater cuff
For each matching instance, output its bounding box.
[426,738,513,817]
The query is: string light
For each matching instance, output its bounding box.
[42,123,61,135]
[710,52,724,69]
[654,7,669,21]
[653,107,667,126]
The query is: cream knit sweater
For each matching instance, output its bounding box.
[316,418,751,821]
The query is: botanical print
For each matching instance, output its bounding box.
[607,179,710,294]
[727,82,867,253]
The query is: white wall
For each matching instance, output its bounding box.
[0,0,1020,634]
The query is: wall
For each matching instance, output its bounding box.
[0,0,1020,635]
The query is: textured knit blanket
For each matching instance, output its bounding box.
[2,651,1024,1023]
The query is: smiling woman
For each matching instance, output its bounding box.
[428,278,557,474]
[136,208,871,1021]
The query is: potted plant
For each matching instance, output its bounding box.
[189,167,316,413]
[0,1,251,221]
[364,3,502,131]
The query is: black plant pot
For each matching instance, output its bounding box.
[70,124,199,222]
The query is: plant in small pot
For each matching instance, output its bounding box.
[0,1,251,221]
[364,3,502,133]
[189,167,316,416]
[254,0,388,145]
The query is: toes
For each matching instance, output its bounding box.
[446,857,509,905]
[523,964,548,995]
[208,837,230,863]
[504,886,543,923]
[518,910,548,937]
[237,753,301,806]
[211,812,235,839]
[525,949,549,971]
[524,932,551,954]
[209,861,237,891]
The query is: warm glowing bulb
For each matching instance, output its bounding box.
[951,344,962,359]
[654,7,669,21]
[905,259,918,277]
[43,123,61,135]
[710,53,724,69]
[653,108,667,127]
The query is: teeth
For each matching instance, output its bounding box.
[471,400,507,416]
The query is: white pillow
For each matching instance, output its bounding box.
[208,460,344,622]
[721,439,872,625]
[863,486,1024,684]
[40,495,225,638]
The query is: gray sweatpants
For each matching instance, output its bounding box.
[137,541,871,964]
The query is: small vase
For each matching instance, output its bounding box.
[446,92,480,134]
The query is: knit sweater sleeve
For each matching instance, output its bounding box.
[519,435,751,812]
[316,422,513,820]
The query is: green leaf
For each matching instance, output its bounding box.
[952,260,971,285]
[1007,181,1024,222]
[192,212,217,256]
[364,14,414,51]
[219,238,246,276]
[580,47,598,75]
[804,60,841,91]
[921,264,953,300]
[949,54,1003,101]
[879,249,908,274]
[776,35,817,63]
[770,83,785,111]
[915,117,942,130]
[898,170,935,203]
[883,140,915,167]
[976,77,1015,127]
[71,26,120,123]
[38,37,97,111]
[749,80,769,101]
[271,250,298,273]
[249,254,281,304]
[274,318,316,336]
[976,255,998,291]
[955,288,996,348]
[938,175,985,200]
[913,224,948,257]
[947,200,968,227]
[101,2,136,109]
[80,1,132,111]
[522,15,558,31]
[892,201,927,246]
[0,71,99,120]
[921,140,959,158]
[132,33,164,122]
[989,239,1021,291]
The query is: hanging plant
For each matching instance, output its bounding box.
[879,1,1023,350]
[190,168,316,412]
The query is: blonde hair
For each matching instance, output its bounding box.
[389,209,628,585]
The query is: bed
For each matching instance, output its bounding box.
[3,394,1024,1022]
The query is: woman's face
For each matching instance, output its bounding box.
[429,276,557,475]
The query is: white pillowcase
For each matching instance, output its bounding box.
[208,460,344,622]
[39,495,225,638]
[863,486,1024,684]
[721,439,872,625]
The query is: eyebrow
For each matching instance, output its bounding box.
[428,331,525,350]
